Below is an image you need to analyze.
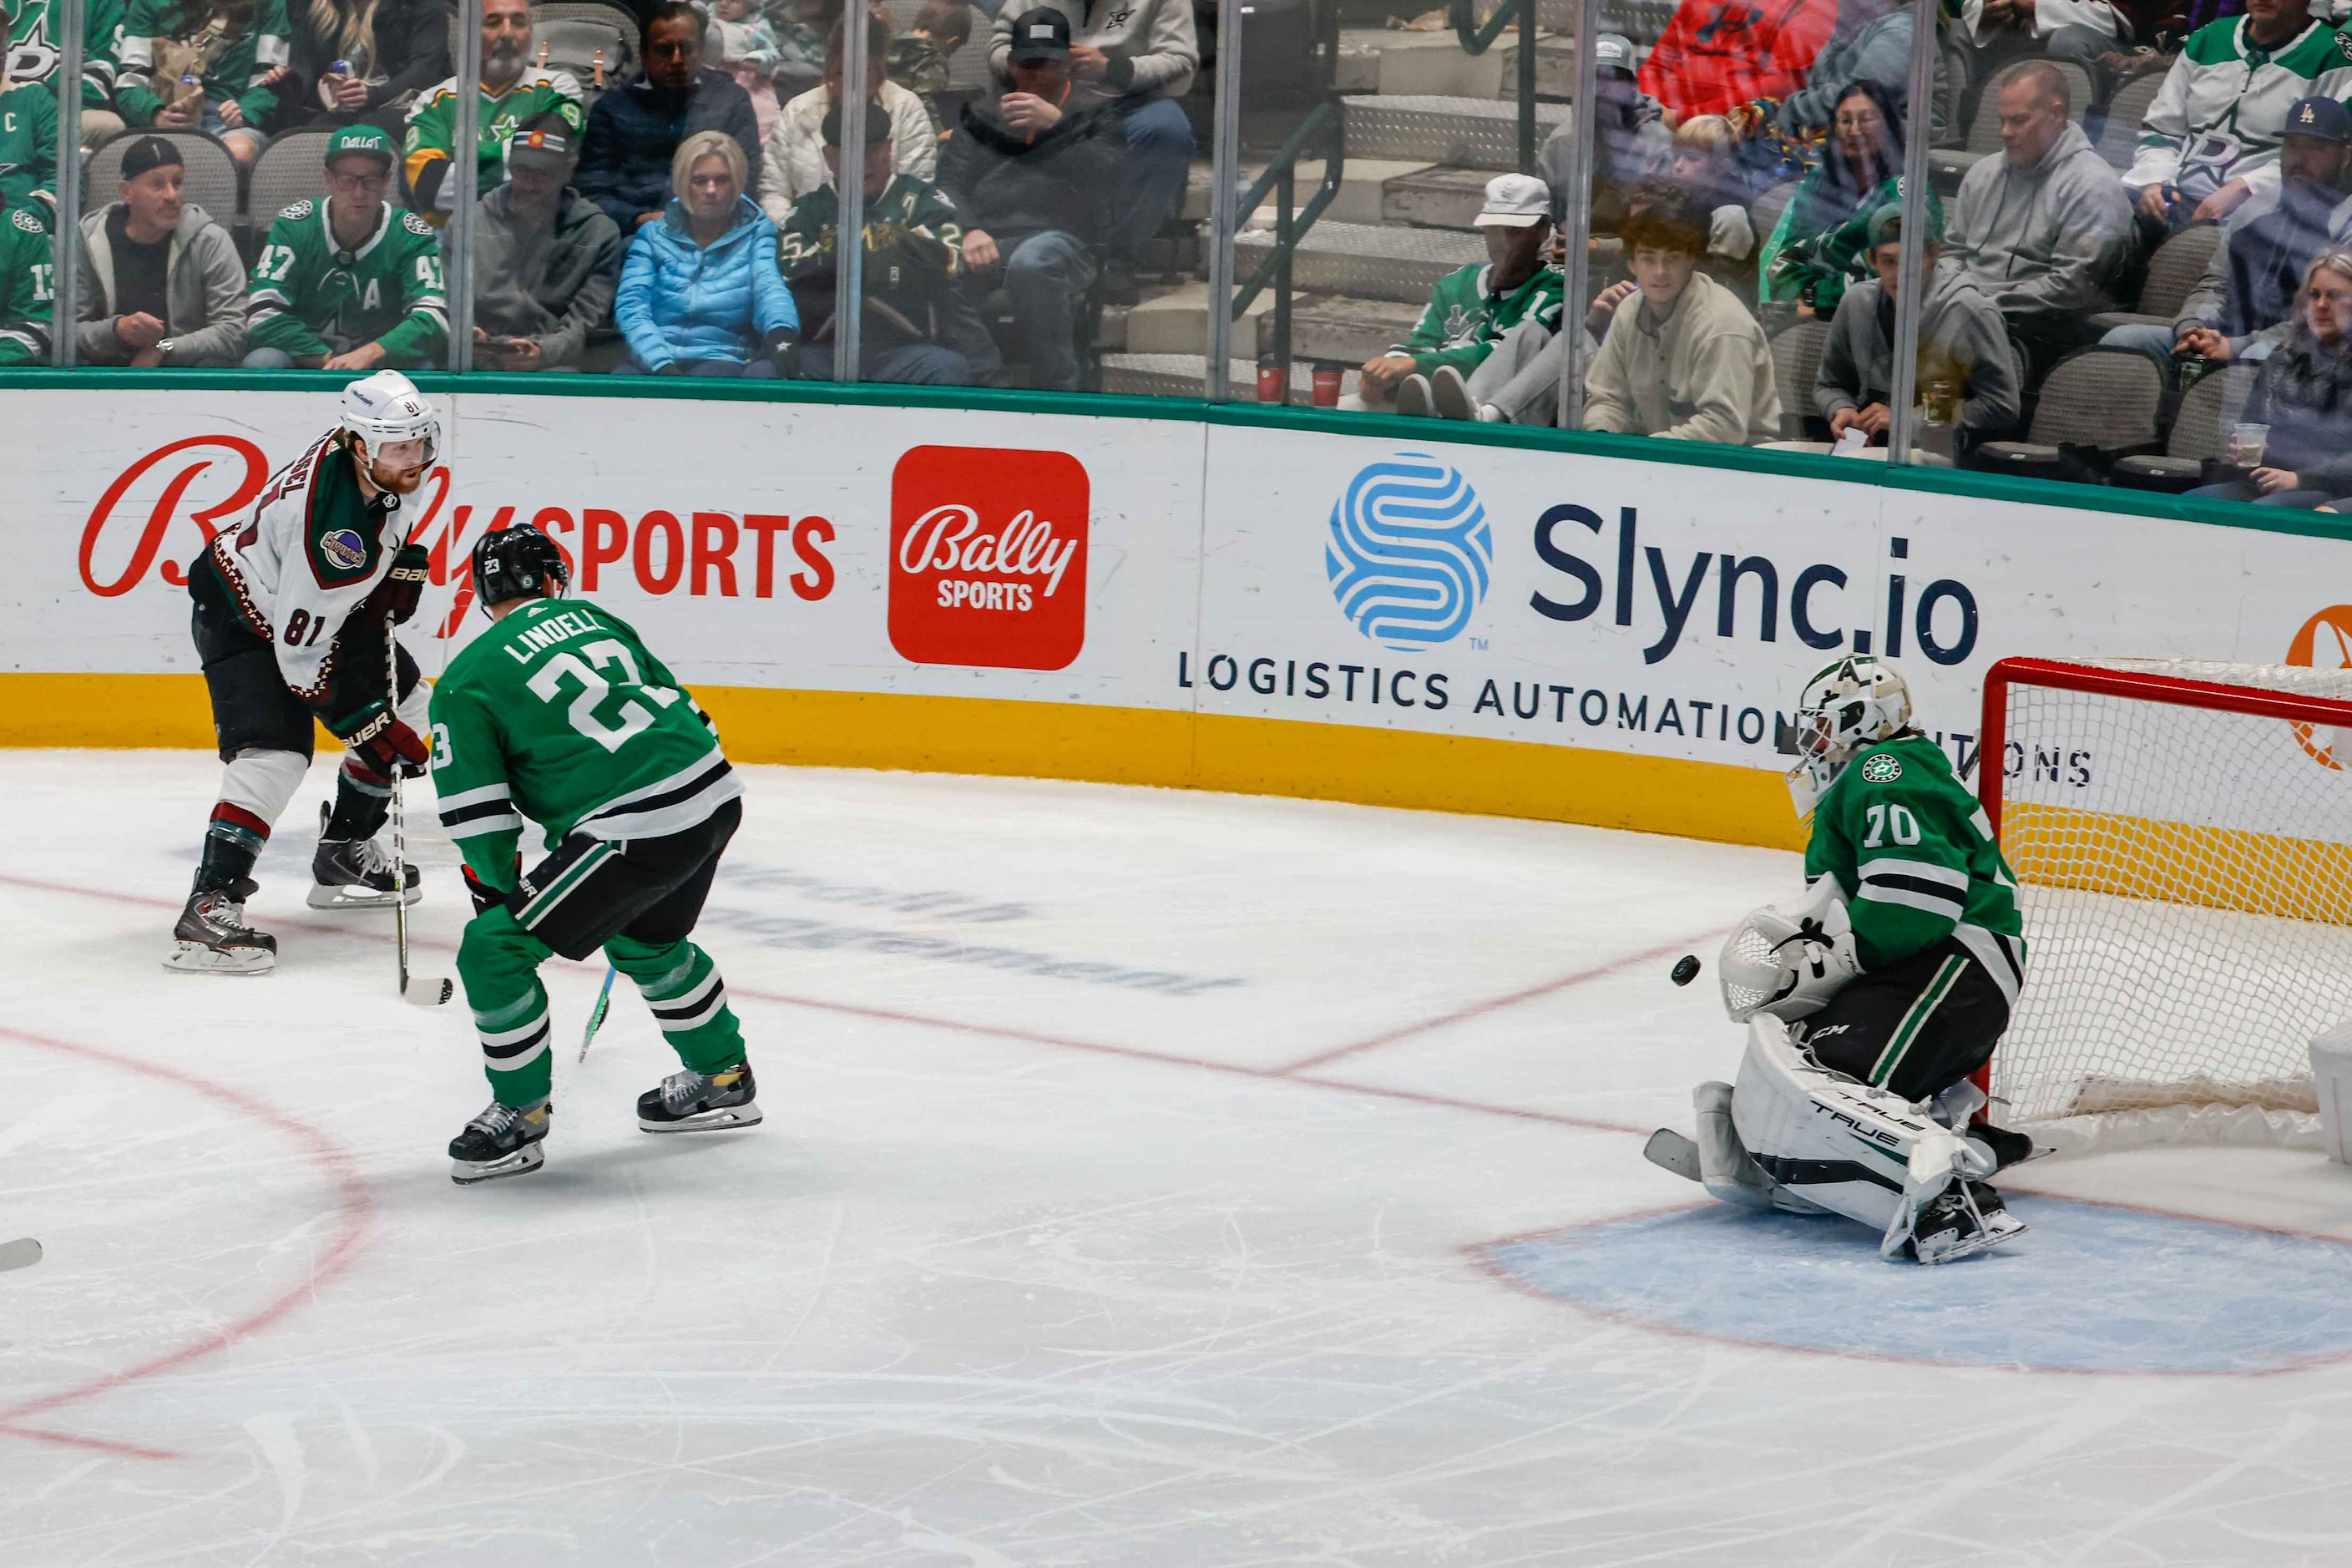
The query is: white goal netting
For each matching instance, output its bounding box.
[1990,659,2352,1144]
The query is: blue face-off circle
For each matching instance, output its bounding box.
[1484,1197,2352,1374]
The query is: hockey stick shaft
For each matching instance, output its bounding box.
[579,966,618,1061]
[388,620,409,999]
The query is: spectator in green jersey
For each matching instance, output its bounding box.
[118,0,293,170]
[244,123,448,368]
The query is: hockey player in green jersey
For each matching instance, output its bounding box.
[1651,655,2035,1264]
[431,524,758,1185]
[245,124,447,370]
[401,0,581,224]
[0,191,53,364]
[0,71,56,212]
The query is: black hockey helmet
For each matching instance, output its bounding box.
[470,523,569,614]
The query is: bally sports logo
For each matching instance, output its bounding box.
[889,444,1088,670]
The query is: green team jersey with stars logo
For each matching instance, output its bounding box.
[5,0,126,112]
[401,67,583,216]
[1387,260,1565,379]
[246,199,448,364]
[430,597,740,893]
[1803,732,2025,984]
[0,75,57,212]
[0,197,53,365]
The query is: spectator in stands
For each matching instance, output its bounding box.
[759,11,937,225]
[473,114,625,372]
[0,71,58,212]
[1343,174,1565,417]
[938,7,1120,391]
[1670,114,1759,290]
[1760,78,1924,314]
[1535,34,1674,237]
[2188,248,2352,505]
[1816,203,2021,448]
[990,0,1196,278]
[1639,0,1839,124]
[402,0,584,225]
[1586,184,1782,443]
[244,124,447,368]
[5,0,126,146]
[118,0,294,171]
[1773,0,1943,142]
[613,127,798,375]
[284,0,451,131]
[777,100,982,383]
[707,0,786,141]
[2107,94,2352,372]
[891,0,973,135]
[1950,60,2133,373]
[579,0,763,233]
[73,134,246,367]
[763,0,832,102]
[0,192,55,365]
[1953,0,2132,94]
[2126,0,2352,236]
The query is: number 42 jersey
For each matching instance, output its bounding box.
[428,596,741,889]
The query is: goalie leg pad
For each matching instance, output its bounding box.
[1731,1015,1989,1253]
[1692,1080,1774,1211]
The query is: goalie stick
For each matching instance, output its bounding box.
[388,620,453,1008]
[0,1237,41,1273]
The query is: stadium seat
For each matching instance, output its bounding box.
[534,2,640,100]
[246,130,335,235]
[1766,316,1828,442]
[2094,69,2169,172]
[1974,346,2165,481]
[2090,221,2223,331]
[2113,364,2258,492]
[85,128,241,228]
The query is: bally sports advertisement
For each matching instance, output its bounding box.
[9,387,2352,848]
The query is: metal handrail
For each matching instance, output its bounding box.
[1450,0,1540,171]
[1229,100,1346,372]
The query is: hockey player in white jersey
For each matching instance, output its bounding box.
[1650,655,2036,1263]
[168,371,442,974]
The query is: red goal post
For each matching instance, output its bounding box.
[1975,656,2352,1146]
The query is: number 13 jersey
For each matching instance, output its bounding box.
[428,597,739,888]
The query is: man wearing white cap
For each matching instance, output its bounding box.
[1347,172,1563,417]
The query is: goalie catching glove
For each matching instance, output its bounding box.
[1718,876,1861,1023]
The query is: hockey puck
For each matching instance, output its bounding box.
[1669,955,1701,987]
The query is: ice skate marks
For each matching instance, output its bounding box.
[1326,453,1490,652]
[1483,1198,2352,1373]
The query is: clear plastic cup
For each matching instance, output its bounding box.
[2230,422,2271,468]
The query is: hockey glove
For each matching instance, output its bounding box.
[375,543,432,625]
[463,862,513,918]
[336,701,431,779]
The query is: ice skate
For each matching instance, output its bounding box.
[1908,1182,2026,1265]
[309,802,422,908]
[448,1100,550,1184]
[164,881,276,975]
[637,1061,761,1132]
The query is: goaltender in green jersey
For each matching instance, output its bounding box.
[429,523,758,1184]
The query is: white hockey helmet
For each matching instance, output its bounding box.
[339,370,440,468]
[1787,655,1911,816]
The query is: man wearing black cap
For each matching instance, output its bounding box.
[73,134,247,367]
[776,99,979,384]
[473,111,624,372]
[938,6,1121,391]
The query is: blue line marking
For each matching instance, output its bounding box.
[1485,1197,2352,1373]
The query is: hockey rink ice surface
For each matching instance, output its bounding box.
[8,753,2352,1566]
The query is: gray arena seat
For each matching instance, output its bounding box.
[1975,346,2165,481]
[2113,365,2258,492]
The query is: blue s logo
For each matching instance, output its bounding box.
[1326,453,1490,650]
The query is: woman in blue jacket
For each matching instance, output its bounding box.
[615,130,798,376]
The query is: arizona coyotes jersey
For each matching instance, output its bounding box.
[204,428,408,701]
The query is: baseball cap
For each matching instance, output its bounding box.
[821,99,893,146]
[1008,6,1072,63]
[1593,33,1636,77]
[325,123,396,169]
[119,134,183,181]
[2285,95,2352,146]
[506,111,579,168]
[1474,171,1552,228]
[1865,199,1943,250]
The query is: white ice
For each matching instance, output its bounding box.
[6,751,2352,1564]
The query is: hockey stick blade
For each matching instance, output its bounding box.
[404,974,455,1008]
[1643,1128,1702,1183]
[0,1237,42,1273]
[579,966,618,1061]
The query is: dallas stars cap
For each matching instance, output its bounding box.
[325,123,396,169]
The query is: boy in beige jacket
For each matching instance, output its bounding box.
[1586,184,1781,444]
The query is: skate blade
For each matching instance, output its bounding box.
[1643,1128,1702,1183]
[1916,1216,2028,1266]
[639,1104,764,1134]
[164,941,274,975]
[307,883,423,910]
[451,1144,546,1185]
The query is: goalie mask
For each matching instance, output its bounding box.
[1787,655,1911,817]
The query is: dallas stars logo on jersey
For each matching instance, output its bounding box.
[246,200,449,365]
[402,67,584,206]
[5,0,125,105]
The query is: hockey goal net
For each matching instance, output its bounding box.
[1982,657,2352,1148]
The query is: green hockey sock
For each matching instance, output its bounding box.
[607,935,745,1075]
[458,906,557,1106]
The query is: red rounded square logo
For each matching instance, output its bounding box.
[889,444,1090,670]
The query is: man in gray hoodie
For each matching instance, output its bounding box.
[1948,61,2134,376]
[1817,203,2022,450]
[471,114,625,372]
[73,135,245,367]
